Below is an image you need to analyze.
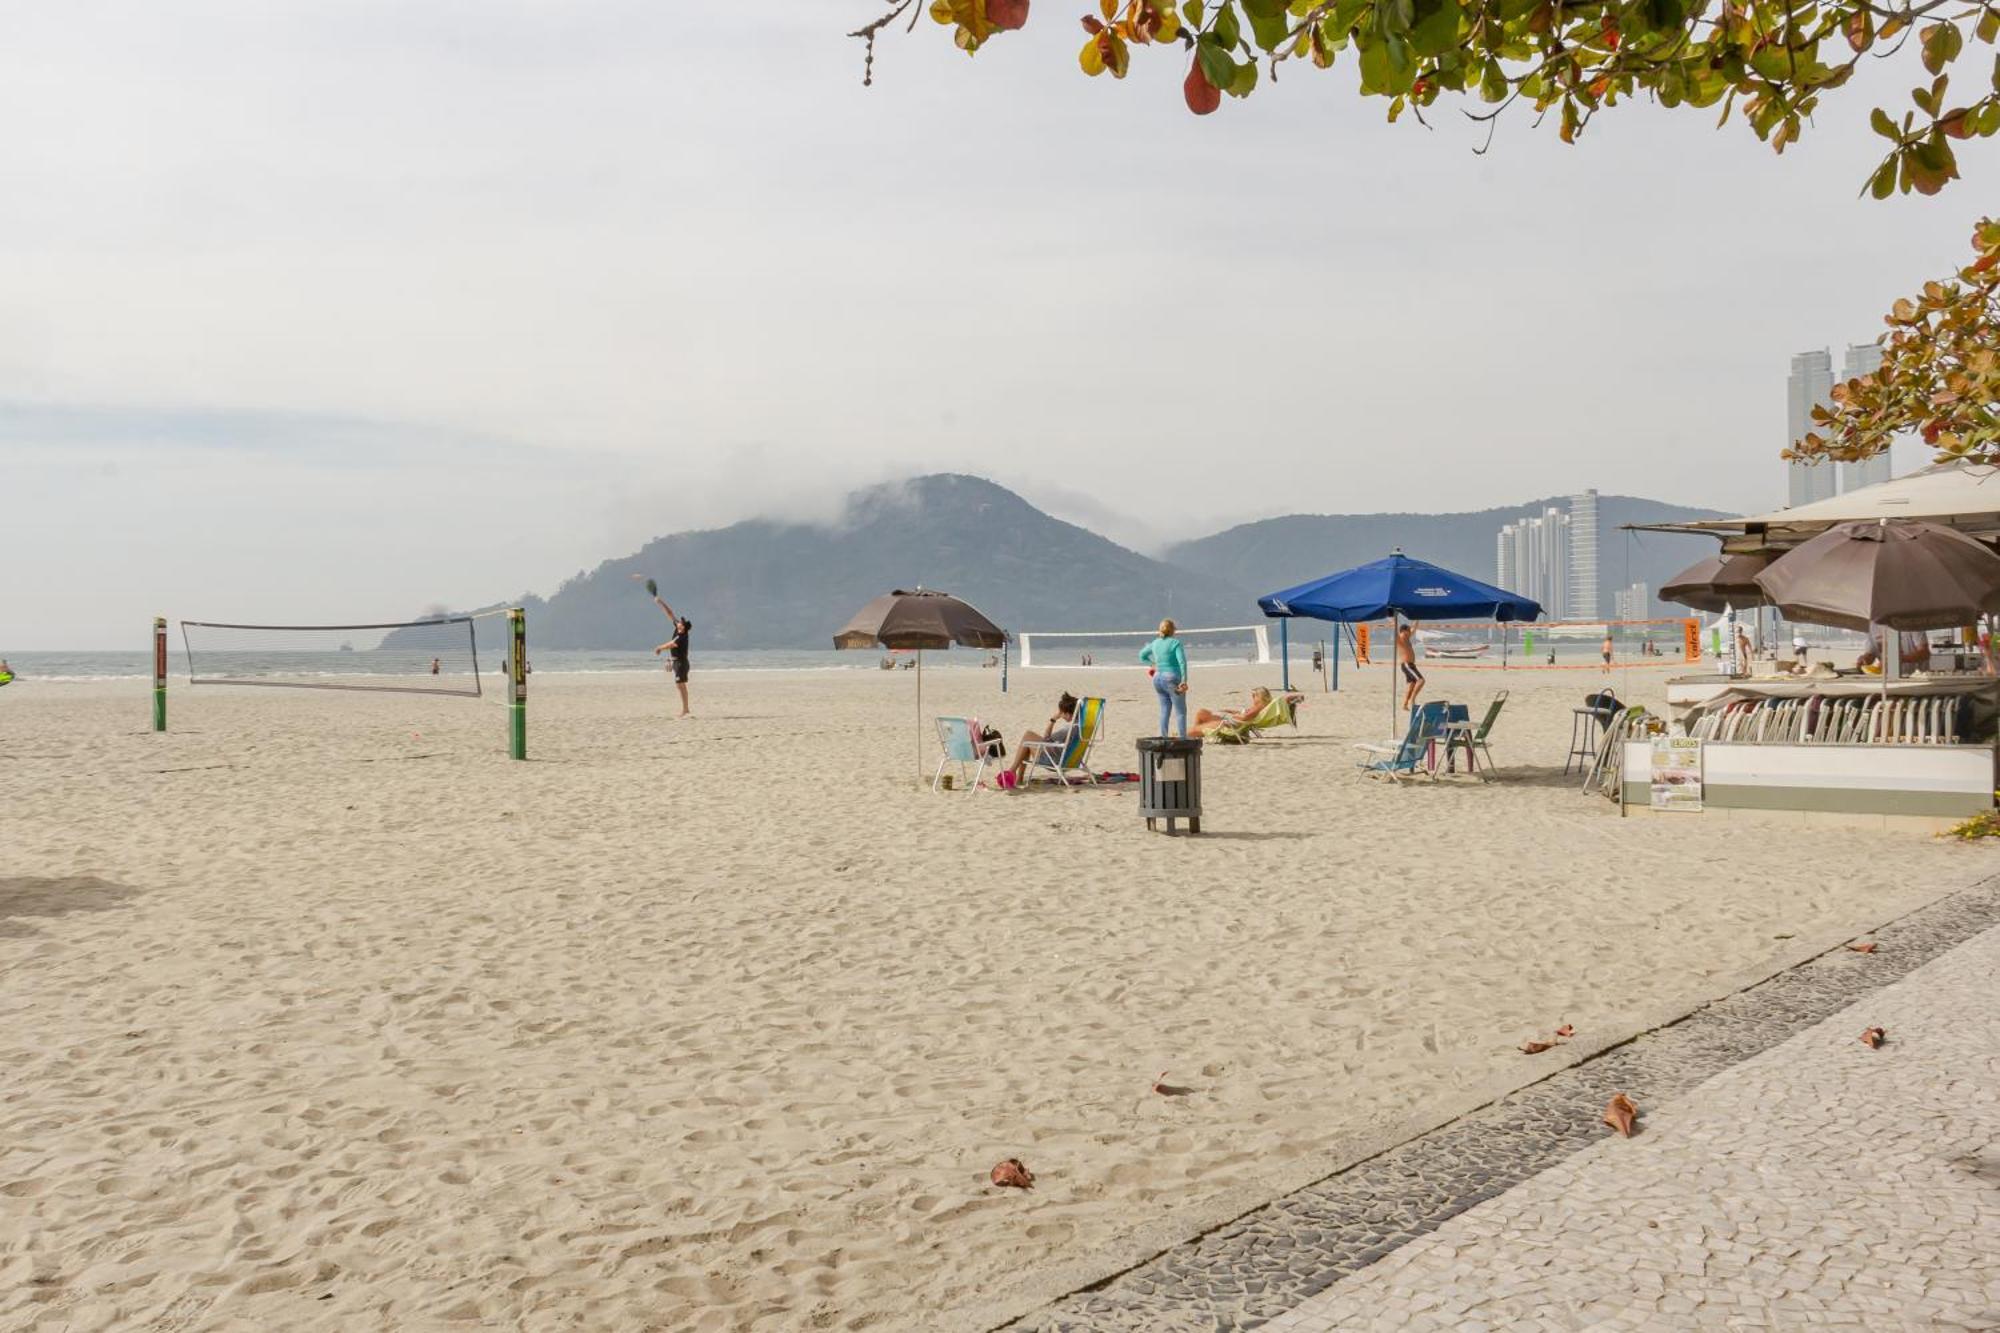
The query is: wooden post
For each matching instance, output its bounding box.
[152,617,167,732]
[509,607,527,760]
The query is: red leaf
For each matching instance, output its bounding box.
[1860,1026,1887,1049]
[1554,1024,1575,1038]
[1520,1040,1555,1054]
[1847,941,1878,954]
[990,1158,1035,1188]
[1152,1069,1170,1094]
[988,0,1030,29]
[1603,1093,1638,1137]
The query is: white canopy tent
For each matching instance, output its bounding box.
[1653,462,2000,554]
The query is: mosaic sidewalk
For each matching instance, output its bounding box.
[997,873,2000,1332]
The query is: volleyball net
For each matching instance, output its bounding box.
[180,617,485,696]
[1016,624,1272,669]
[1339,618,1702,670]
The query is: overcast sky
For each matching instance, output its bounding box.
[2,1,1986,647]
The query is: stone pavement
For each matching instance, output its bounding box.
[1260,918,2000,1331]
[999,875,2000,1333]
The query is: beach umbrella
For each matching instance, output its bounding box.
[1753,520,2000,632]
[1258,549,1542,729]
[1659,551,1774,614]
[834,588,1008,785]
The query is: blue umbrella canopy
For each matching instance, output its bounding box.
[1258,550,1543,624]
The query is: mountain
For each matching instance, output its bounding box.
[405,479,1735,654]
[1164,495,1729,619]
[429,475,1257,652]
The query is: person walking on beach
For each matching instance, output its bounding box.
[429,657,441,676]
[1139,618,1188,737]
[1600,631,1614,674]
[1396,621,1424,710]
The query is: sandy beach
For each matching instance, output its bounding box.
[0,663,1986,1331]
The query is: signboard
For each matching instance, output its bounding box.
[1682,617,1700,662]
[1355,623,1371,664]
[1650,736,1703,811]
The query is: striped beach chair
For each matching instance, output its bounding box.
[1022,695,1106,786]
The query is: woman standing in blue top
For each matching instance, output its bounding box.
[1139,618,1189,737]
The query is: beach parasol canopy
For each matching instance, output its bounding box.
[834,588,1008,786]
[1752,520,2000,632]
[1257,550,1543,625]
[1658,551,1775,614]
[1259,550,1541,726]
[834,588,1008,651]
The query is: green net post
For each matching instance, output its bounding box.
[508,607,526,760]
[152,617,168,732]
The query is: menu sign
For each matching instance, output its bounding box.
[1650,737,1703,811]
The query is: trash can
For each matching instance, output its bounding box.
[1136,736,1203,835]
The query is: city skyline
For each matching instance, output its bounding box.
[1495,490,1600,620]
[1787,342,1892,507]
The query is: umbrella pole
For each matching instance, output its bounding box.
[916,648,924,788]
[1389,612,1399,735]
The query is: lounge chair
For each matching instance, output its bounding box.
[1442,690,1508,776]
[932,716,996,793]
[1207,692,1304,744]
[1355,702,1449,781]
[1019,696,1106,786]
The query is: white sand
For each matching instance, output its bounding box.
[0,664,1985,1330]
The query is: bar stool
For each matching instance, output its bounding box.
[1564,708,1598,776]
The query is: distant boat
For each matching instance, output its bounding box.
[338,642,355,653]
[1423,643,1490,659]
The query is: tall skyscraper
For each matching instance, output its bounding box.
[1496,490,1598,619]
[1786,349,1837,507]
[1568,489,1600,619]
[1839,342,1891,494]
[1613,582,1650,623]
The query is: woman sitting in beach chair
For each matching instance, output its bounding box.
[1190,687,1304,741]
[1005,692,1079,785]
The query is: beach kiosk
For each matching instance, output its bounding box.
[1624,464,2000,826]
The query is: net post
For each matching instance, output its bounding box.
[508,607,527,760]
[152,617,168,731]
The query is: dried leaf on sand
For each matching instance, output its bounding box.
[1554,1024,1575,1038]
[1860,1026,1887,1049]
[990,1158,1035,1189]
[1520,1040,1556,1055]
[1847,941,1879,953]
[1604,1093,1639,1137]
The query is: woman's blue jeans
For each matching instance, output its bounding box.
[1154,672,1187,737]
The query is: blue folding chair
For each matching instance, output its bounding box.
[932,716,994,793]
[1354,702,1450,782]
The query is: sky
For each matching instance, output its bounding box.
[1,1,1988,647]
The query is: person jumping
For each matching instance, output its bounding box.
[1396,621,1424,710]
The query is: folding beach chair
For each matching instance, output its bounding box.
[931,716,996,793]
[1355,702,1449,782]
[1020,696,1106,786]
[1443,690,1508,775]
[1209,692,1304,744]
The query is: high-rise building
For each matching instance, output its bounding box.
[1787,349,1837,507]
[1497,490,1598,619]
[1613,582,1650,623]
[1839,343,1891,494]
[1568,489,1600,620]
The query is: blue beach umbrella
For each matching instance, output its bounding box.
[1259,549,1542,728]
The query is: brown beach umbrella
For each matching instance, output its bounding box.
[1658,551,1774,614]
[1753,520,2000,632]
[834,588,1008,785]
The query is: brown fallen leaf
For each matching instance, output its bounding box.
[1520,1040,1556,1054]
[1604,1093,1639,1137]
[1860,1026,1887,1049]
[990,1158,1034,1189]
[1847,942,1879,954]
[1151,1069,1170,1095]
[1554,1024,1575,1038]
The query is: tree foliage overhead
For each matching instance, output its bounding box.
[850,0,2000,194]
[1791,217,2000,466]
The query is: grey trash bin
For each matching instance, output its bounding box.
[1136,736,1203,835]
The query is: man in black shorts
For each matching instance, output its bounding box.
[1396,621,1424,710]
[645,590,693,717]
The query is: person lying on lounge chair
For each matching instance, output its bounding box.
[1006,692,1079,784]
[1191,686,1304,738]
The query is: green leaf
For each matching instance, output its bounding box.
[1243,0,1290,49]
[1182,0,1205,25]
[1406,0,1460,56]
[1869,156,1899,198]
[1229,56,1260,94]
[1922,22,1962,76]
[1871,106,1900,139]
[1358,34,1417,93]
[1197,38,1238,88]
[1213,1,1241,49]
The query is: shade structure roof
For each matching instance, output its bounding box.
[1752,520,2000,632]
[1658,551,1775,613]
[1639,462,2000,554]
[1257,551,1542,624]
[832,588,1008,651]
